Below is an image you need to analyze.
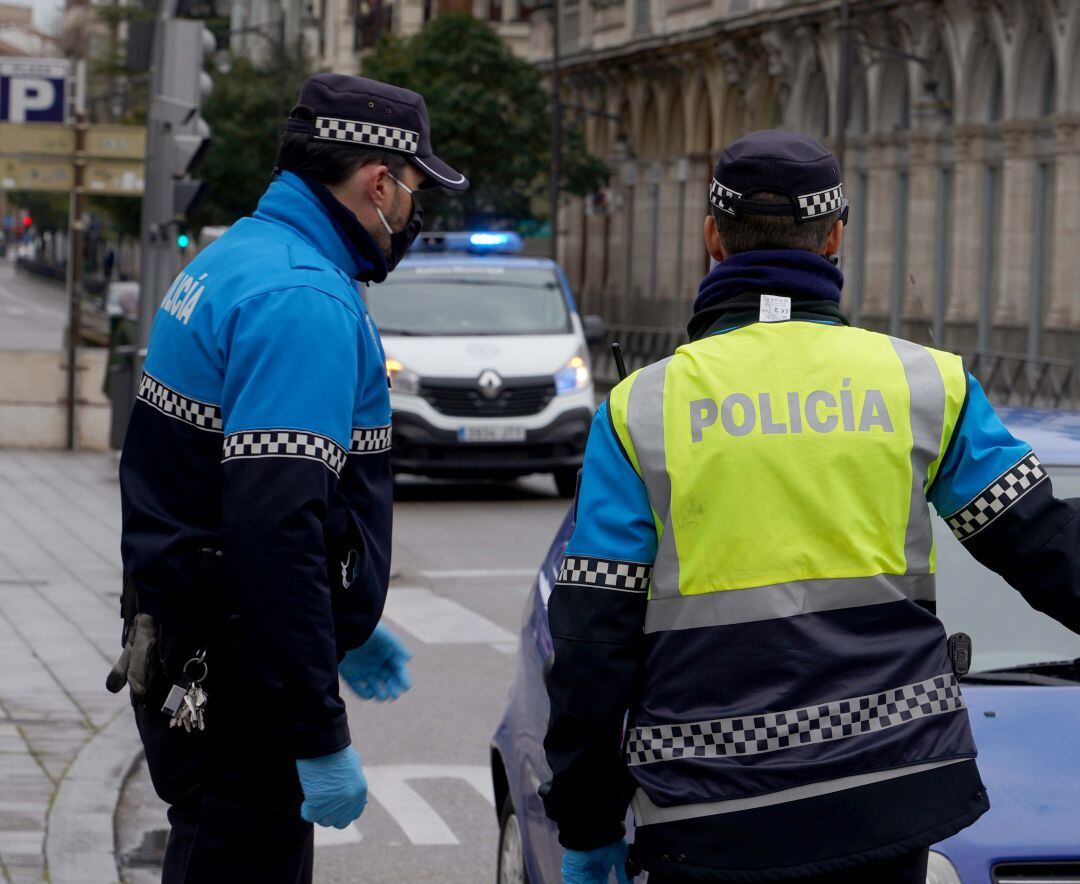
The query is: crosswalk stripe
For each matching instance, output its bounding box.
[383,588,517,646]
[418,568,537,579]
[313,764,493,849]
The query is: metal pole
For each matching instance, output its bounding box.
[134,0,177,389]
[549,0,561,262]
[835,0,852,174]
[65,60,87,451]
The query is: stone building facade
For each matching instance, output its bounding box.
[530,0,1080,362]
[230,0,532,76]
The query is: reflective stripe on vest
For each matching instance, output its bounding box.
[630,758,968,826]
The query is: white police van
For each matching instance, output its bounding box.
[364,232,604,496]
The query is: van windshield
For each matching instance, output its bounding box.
[365,265,572,336]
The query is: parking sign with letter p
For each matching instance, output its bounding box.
[0,58,69,123]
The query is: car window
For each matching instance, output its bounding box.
[366,265,572,336]
[936,465,1080,672]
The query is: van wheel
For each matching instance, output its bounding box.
[497,795,530,884]
[553,468,578,499]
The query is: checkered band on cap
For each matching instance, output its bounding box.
[796,184,845,220]
[314,116,420,154]
[223,430,347,475]
[625,673,964,767]
[350,425,392,454]
[137,372,223,433]
[557,556,651,593]
[709,179,741,216]
[947,453,1046,541]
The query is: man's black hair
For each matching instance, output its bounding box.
[712,192,839,255]
[275,131,407,186]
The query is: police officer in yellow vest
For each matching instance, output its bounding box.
[541,131,1080,884]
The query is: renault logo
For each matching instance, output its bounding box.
[478,369,503,399]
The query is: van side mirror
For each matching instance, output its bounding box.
[583,315,607,346]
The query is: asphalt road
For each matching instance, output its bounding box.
[117,474,571,884]
[0,258,68,351]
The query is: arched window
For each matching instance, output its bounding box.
[803,61,830,138]
[878,59,910,133]
[1015,26,1056,120]
[639,94,661,159]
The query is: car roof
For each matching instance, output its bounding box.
[398,254,558,271]
[999,407,1080,467]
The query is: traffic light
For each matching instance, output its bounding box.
[177,230,190,249]
[159,19,215,220]
[21,214,31,229]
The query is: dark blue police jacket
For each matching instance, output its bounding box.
[120,172,393,759]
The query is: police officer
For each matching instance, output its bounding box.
[108,75,467,883]
[541,130,1080,883]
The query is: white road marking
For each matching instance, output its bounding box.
[383,588,517,646]
[418,568,537,579]
[313,821,363,847]
[364,764,493,846]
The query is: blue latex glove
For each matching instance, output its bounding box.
[561,840,631,884]
[296,746,367,829]
[339,624,413,701]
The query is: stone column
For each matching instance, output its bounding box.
[1047,116,1080,330]
[679,154,712,317]
[904,133,941,333]
[994,122,1039,340]
[945,125,986,343]
[562,195,585,295]
[861,136,897,324]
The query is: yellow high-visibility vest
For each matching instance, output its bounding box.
[608,321,967,634]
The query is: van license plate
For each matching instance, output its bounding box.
[458,426,527,443]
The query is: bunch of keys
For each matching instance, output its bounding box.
[161,650,208,733]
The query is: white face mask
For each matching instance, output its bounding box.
[375,172,424,272]
[375,173,416,236]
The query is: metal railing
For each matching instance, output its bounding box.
[591,324,1078,410]
[958,349,1076,410]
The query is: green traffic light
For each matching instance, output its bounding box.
[177,233,190,249]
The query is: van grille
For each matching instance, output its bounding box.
[421,377,555,418]
[993,863,1080,883]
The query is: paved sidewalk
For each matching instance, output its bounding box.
[0,449,134,883]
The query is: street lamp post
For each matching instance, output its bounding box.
[835,0,853,174]
[549,0,561,262]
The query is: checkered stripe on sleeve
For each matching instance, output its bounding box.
[350,425,392,454]
[946,453,1047,541]
[709,179,741,216]
[796,184,845,220]
[557,556,651,593]
[223,430,347,475]
[314,117,420,154]
[137,372,223,432]
[625,673,964,766]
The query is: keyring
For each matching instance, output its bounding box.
[182,654,208,684]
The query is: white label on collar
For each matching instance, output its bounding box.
[760,295,792,323]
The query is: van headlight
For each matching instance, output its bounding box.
[386,357,420,396]
[554,354,590,395]
[925,851,961,884]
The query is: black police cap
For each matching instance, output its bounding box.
[286,73,469,192]
[710,130,847,224]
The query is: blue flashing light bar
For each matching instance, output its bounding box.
[412,231,524,255]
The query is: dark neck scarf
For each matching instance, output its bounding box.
[298,174,389,284]
[689,249,846,341]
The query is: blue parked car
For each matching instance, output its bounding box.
[491,407,1080,884]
